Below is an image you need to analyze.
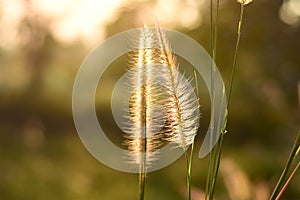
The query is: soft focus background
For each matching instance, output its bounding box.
[0,0,299,199]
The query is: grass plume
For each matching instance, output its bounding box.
[155,23,199,200]
[125,26,164,200]
[125,25,199,199]
[125,24,199,200]
[155,23,199,152]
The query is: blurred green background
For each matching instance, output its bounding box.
[0,0,299,199]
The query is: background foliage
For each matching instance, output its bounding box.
[0,0,299,199]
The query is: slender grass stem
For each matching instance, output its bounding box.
[228,3,244,107]
[205,151,214,200]
[275,160,300,200]
[138,150,146,200]
[205,1,216,199]
[138,169,146,200]
[209,0,214,59]
[208,136,221,199]
[205,0,221,199]
[209,132,224,199]
[206,2,245,199]
[183,141,196,200]
[185,70,199,200]
[213,0,219,60]
[139,123,147,200]
[188,141,195,190]
[270,131,300,200]
[185,150,191,200]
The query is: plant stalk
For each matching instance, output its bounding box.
[228,3,244,107]
[186,70,200,200]
[139,124,147,200]
[207,2,245,199]
[205,0,216,199]
[206,0,221,199]
[185,147,192,200]
[184,140,196,200]
[269,131,300,200]
[275,160,300,200]
[139,169,146,200]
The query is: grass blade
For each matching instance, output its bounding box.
[270,131,300,200]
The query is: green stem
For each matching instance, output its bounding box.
[205,153,213,199]
[138,170,146,200]
[188,141,195,186]
[228,3,244,107]
[207,2,245,199]
[205,0,216,199]
[269,131,300,200]
[139,123,147,200]
[138,149,146,200]
[206,0,220,199]
[275,160,300,200]
[209,135,223,200]
[184,138,196,200]
[213,0,219,61]
[185,143,194,200]
[191,70,199,200]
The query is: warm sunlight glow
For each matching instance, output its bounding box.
[154,0,205,29]
[279,0,300,26]
[0,0,25,48]
[37,0,123,44]
[0,0,207,48]
[0,0,123,47]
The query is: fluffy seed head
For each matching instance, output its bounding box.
[124,26,164,169]
[154,24,200,151]
[124,25,200,170]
